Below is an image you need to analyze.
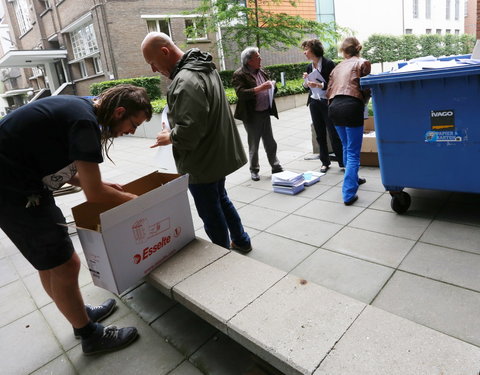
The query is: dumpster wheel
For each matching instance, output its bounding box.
[390,191,411,214]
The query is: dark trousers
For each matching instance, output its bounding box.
[189,178,250,249]
[243,110,281,173]
[309,99,344,167]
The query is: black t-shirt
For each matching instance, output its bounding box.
[0,96,103,196]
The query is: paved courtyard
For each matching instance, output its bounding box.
[1,106,480,374]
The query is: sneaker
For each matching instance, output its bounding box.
[230,241,252,254]
[74,298,117,338]
[251,172,260,181]
[82,324,138,356]
[358,178,366,185]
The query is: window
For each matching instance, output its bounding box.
[446,29,451,34]
[93,56,103,74]
[454,0,459,20]
[464,0,468,16]
[454,29,460,35]
[146,19,171,37]
[70,23,99,59]
[413,0,419,18]
[426,28,432,34]
[425,0,431,19]
[40,0,51,11]
[446,0,451,19]
[405,29,413,34]
[185,18,207,41]
[13,0,32,34]
[436,29,442,34]
[78,60,87,78]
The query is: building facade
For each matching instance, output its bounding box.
[0,0,223,99]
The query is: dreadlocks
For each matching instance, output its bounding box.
[94,84,153,159]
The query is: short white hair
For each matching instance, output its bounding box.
[141,32,174,50]
[241,47,259,67]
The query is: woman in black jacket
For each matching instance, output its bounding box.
[301,39,344,173]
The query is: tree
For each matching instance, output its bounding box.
[190,0,343,62]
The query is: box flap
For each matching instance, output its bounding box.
[100,173,189,232]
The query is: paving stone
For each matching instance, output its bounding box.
[369,192,443,218]
[349,209,431,240]
[168,360,204,375]
[253,192,311,214]
[267,214,342,247]
[0,257,18,287]
[22,272,52,308]
[246,232,316,273]
[122,282,176,324]
[291,249,393,303]
[420,220,480,254]
[0,311,62,375]
[357,175,385,192]
[67,313,184,374]
[151,303,216,356]
[30,355,77,375]
[0,280,36,327]
[436,200,480,226]
[189,332,266,375]
[228,275,365,375]
[9,252,36,277]
[297,182,332,199]
[148,238,229,297]
[317,186,383,208]
[323,226,415,267]
[237,205,289,231]
[295,199,364,225]
[400,242,480,291]
[315,306,480,375]
[373,271,480,347]
[227,185,271,204]
[173,252,286,332]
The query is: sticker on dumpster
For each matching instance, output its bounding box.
[425,131,463,143]
[430,109,455,130]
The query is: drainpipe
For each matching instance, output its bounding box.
[91,0,117,79]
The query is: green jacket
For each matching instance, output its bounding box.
[167,49,247,184]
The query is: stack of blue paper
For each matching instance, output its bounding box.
[272,171,305,195]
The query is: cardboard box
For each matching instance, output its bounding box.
[72,172,195,294]
[361,117,379,167]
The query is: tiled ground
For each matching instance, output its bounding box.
[1,106,480,374]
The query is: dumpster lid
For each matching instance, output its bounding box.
[361,63,480,87]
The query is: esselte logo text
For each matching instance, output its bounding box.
[133,236,171,264]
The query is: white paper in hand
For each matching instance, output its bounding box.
[154,105,177,173]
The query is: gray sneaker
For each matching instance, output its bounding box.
[74,298,117,338]
[82,324,138,356]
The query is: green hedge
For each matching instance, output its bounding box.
[219,62,310,89]
[151,78,306,113]
[90,77,162,100]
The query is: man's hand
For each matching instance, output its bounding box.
[103,181,125,191]
[150,122,172,148]
[256,80,273,92]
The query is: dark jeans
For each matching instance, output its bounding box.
[309,99,344,167]
[243,110,281,173]
[189,178,250,249]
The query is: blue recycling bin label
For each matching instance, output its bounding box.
[430,109,455,130]
[425,130,464,143]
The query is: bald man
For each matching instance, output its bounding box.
[141,32,252,253]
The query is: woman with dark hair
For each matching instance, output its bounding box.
[327,37,371,205]
[0,84,152,355]
[301,38,344,173]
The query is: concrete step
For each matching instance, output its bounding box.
[147,238,480,375]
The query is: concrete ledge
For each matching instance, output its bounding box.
[147,238,480,375]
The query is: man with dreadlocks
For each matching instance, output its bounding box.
[0,84,152,355]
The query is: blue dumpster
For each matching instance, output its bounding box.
[361,63,480,213]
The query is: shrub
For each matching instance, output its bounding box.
[90,77,162,100]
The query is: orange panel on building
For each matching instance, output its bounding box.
[251,0,317,21]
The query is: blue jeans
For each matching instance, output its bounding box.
[189,178,250,249]
[335,125,364,203]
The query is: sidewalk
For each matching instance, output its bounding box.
[1,106,480,374]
